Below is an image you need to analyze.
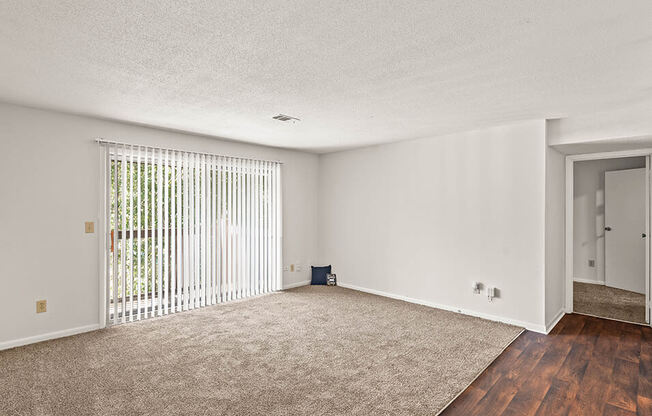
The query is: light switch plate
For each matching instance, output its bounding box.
[290,264,295,272]
[85,221,95,233]
[36,300,47,313]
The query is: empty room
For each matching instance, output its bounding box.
[1,1,651,415]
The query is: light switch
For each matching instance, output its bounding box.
[290,264,295,272]
[36,300,47,313]
[85,221,95,233]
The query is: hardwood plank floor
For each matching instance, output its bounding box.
[440,314,652,416]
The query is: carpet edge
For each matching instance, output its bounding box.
[434,327,526,416]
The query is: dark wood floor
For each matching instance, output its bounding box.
[440,313,652,416]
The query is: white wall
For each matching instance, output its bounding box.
[544,146,565,328]
[318,120,548,331]
[573,157,646,284]
[547,98,652,146]
[0,102,319,347]
[0,101,575,345]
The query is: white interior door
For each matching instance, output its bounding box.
[605,168,646,294]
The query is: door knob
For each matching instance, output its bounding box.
[605,227,612,231]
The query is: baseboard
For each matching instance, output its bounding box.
[573,277,605,285]
[283,279,311,290]
[0,324,100,351]
[545,309,565,334]
[337,282,547,334]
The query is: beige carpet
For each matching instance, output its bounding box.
[574,281,646,324]
[0,286,522,416]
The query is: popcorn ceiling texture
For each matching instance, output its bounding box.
[1,1,651,152]
[0,286,521,415]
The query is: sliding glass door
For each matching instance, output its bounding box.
[99,142,282,325]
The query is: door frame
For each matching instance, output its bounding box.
[565,148,652,326]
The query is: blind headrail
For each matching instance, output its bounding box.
[96,138,284,165]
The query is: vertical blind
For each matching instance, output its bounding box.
[99,141,282,325]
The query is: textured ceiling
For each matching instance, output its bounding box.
[1,1,651,152]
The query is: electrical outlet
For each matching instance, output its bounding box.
[36,300,47,313]
[85,221,95,233]
[296,264,302,272]
[283,266,289,272]
[588,259,595,267]
[486,287,495,302]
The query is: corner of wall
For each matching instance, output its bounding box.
[544,135,566,326]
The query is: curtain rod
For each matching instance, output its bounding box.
[95,138,284,165]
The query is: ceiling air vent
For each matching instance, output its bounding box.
[272,114,300,123]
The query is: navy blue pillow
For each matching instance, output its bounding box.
[311,265,332,285]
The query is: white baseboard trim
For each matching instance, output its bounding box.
[545,309,566,334]
[338,282,547,334]
[573,277,605,285]
[283,279,311,290]
[0,323,101,351]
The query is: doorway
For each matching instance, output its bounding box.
[568,154,649,325]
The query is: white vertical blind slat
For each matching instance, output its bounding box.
[233,158,238,300]
[144,147,150,319]
[151,148,157,317]
[205,156,211,306]
[194,153,200,308]
[237,159,243,299]
[136,146,142,319]
[276,164,283,291]
[104,145,111,325]
[157,149,164,316]
[183,152,190,311]
[178,152,182,311]
[120,145,127,323]
[128,145,134,321]
[111,144,118,324]
[175,151,182,313]
[163,150,169,315]
[198,154,203,307]
[189,153,195,309]
[271,163,276,291]
[268,162,273,293]
[202,154,208,306]
[188,153,193,309]
[262,162,265,293]
[220,156,226,303]
[227,157,233,301]
[246,162,251,297]
[254,162,262,295]
[268,162,272,292]
[211,156,218,305]
[274,163,279,291]
[170,151,176,314]
[151,149,156,316]
[263,162,268,293]
[259,162,264,294]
